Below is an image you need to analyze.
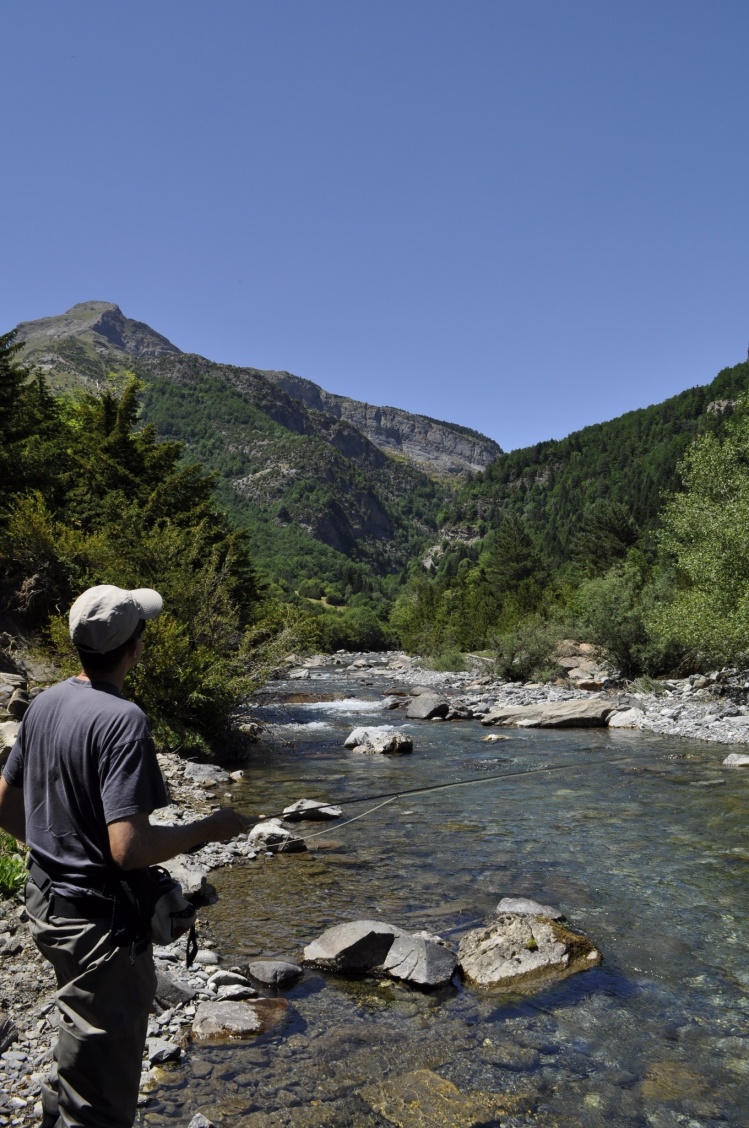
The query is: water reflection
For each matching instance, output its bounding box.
[143,671,749,1125]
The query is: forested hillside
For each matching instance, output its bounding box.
[443,360,749,562]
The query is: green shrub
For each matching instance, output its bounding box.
[0,833,26,899]
[425,646,466,672]
[493,618,564,682]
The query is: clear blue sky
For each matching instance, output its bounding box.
[3,1,749,451]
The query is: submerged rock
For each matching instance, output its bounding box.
[359,1068,527,1127]
[458,913,601,990]
[191,998,288,1040]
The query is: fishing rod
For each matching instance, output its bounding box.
[252,755,636,830]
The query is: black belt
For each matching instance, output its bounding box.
[28,860,114,922]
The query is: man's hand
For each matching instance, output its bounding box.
[109,807,251,869]
[204,807,251,843]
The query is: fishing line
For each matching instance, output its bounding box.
[255,755,635,832]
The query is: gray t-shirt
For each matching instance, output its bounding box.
[3,677,168,897]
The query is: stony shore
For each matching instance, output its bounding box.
[3,650,749,1120]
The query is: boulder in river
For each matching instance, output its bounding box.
[248,818,307,853]
[481,699,615,728]
[360,1067,524,1127]
[191,998,288,1041]
[282,798,343,821]
[166,858,209,898]
[247,959,303,987]
[302,920,405,972]
[406,694,449,720]
[344,727,413,754]
[723,752,749,767]
[458,912,601,990]
[382,935,457,988]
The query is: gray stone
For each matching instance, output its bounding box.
[0,1012,18,1053]
[215,984,257,1000]
[247,960,303,987]
[458,913,601,989]
[7,690,29,720]
[608,708,644,729]
[154,970,198,1008]
[288,667,310,680]
[189,1116,216,1128]
[496,897,564,920]
[382,936,457,988]
[166,858,208,897]
[344,726,390,748]
[147,1037,181,1064]
[191,998,288,1040]
[357,730,413,755]
[406,694,449,720]
[481,698,615,728]
[282,798,342,821]
[302,920,405,972]
[182,762,231,786]
[206,970,251,989]
[248,818,307,853]
[723,753,749,767]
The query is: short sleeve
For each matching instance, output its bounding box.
[98,732,168,824]
[2,728,25,788]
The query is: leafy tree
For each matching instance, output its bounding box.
[649,399,749,665]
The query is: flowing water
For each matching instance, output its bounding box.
[143,667,749,1126]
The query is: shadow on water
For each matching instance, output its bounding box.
[143,670,749,1125]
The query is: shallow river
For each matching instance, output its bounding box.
[145,668,749,1126]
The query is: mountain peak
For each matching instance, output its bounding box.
[16,301,181,368]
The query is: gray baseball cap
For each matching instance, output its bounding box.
[69,584,163,654]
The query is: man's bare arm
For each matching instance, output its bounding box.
[108,807,250,870]
[0,778,26,843]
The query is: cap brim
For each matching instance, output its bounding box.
[130,588,163,620]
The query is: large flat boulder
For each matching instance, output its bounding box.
[382,935,457,987]
[406,694,449,720]
[191,998,288,1041]
[481,699,615,728]
[458,913,601,989]
[302,920,404,971]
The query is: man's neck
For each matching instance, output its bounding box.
[77,669,127,693]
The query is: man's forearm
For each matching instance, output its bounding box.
[109,807,249,870]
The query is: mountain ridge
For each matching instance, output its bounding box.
[16,302,502,478]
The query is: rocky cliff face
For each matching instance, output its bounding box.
[266,372,502,477]
[17,303,501,479]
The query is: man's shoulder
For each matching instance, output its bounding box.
[26,678,148,728]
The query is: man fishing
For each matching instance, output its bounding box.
[0,584,249,1128]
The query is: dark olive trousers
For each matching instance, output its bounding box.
[25,880,156,1128]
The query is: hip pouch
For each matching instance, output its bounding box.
[111,866,198,966]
